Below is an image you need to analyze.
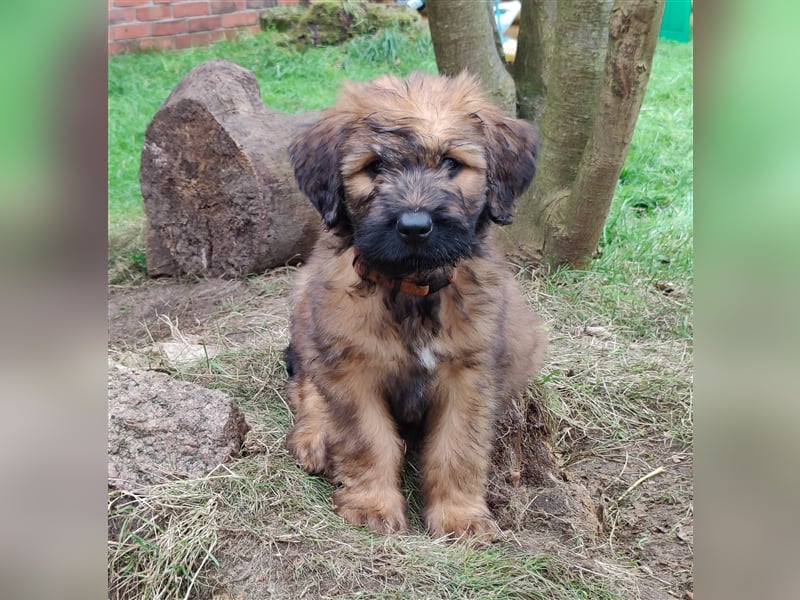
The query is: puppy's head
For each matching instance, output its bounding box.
[289,71,537,278]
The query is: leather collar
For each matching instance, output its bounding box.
[351,248,456,297]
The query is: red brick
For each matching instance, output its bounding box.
[114,0,148,6]
[247,0,275,8]
[108,8,135,24]
[138,36,176,51]
[210,1,244,14]
[187,15,222,32]
[210,29,226,43]
[173,2,210,17]
[112,23,152,40]
[221,10,258,28]
[136,5,172,21]
[175,31,211,49]
[152,19,187,36]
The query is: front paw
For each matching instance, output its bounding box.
[333,488,408,534]
[425,501,499,541]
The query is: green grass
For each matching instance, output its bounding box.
[601,40,693,284]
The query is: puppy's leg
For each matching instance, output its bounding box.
[326,384,408,534]
[286,377,329,475]
[422,364,499,539]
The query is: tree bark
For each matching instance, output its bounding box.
[141,60,322,278]
[502,0,613,264]
[546,0,665,267]
[513,0,556,123]
[426,0,517,115]
[504,0,664,269]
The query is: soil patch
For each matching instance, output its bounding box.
[570,440,693,597]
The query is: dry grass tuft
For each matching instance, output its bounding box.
[108,472,228,600]
[517,267,693,462]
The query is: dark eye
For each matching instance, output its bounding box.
[441,156,463,176]
[364,159,384,179]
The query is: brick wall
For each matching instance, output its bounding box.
[108,0,300,55]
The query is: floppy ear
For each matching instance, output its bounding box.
[480,112,538,225]
[289,110,350,229]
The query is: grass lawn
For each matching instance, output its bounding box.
[108,26,693,600]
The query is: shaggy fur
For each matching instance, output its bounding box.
[285,72,547,537]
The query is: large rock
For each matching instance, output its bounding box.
[108,365,250,491]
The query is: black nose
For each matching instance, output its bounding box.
[396,211,433,242]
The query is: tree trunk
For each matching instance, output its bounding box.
[502,0,613,265]
[426,0,517,115]
[141,60,322,278]
[504,0,664,269]
[513,0,556,123]
[546,0,665,267]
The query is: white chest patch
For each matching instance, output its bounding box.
[416,346,437,371]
